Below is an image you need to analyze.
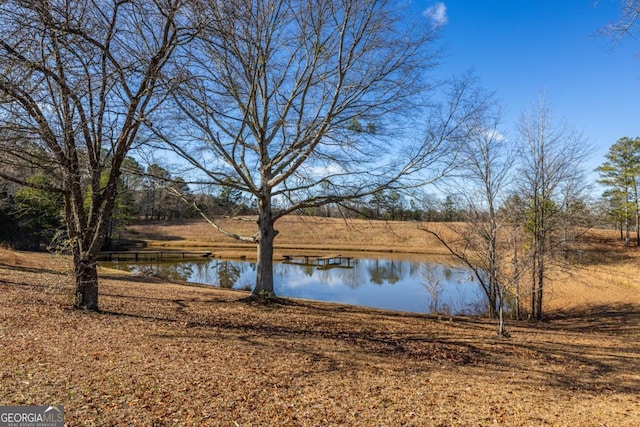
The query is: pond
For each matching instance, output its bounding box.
[103,255,487,315]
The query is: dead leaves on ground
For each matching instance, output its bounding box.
[1,265,639,426]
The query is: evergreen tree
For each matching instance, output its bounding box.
[14,175,64,250]
[597,137,640,246]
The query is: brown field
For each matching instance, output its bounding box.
[1,217,639,426]
[125,216,445,256]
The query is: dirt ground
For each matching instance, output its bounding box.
[1,219,639,426]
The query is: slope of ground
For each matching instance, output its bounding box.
[1,221,639,426]
[124,216,447,255]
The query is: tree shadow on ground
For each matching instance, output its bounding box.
[92,282,640,395]
[543,303,640,334]
[0,263,67,276]
[568,234,640,266]
[467,303,640,394]
[97,287,483,365]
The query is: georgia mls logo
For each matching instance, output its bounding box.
[0,405,64,427]
[43,406,63,419]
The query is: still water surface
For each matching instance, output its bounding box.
[104,256,487,315]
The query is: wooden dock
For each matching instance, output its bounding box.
[282,253,354,269]
[282,254,321,264]
[317,254,354,268]
[98,250,212,262]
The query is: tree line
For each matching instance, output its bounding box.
[0,158,254,250]
[0,161,524,251]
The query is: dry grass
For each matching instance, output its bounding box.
[125,216,455,257]
[1,219,640,426]
[0,246,25,266]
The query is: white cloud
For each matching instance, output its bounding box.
[299,162,346,179]
[482,129,507,142]
[423,2,448,28]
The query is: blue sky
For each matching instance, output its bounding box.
[415,0,639,172]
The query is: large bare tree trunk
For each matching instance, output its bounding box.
[74,254,99,310]
[254,228,276,297]
[254,192,278,297]
[66,183,110,310]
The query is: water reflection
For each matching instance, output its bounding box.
[104,257,486,315]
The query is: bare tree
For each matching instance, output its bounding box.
[516,94,591,320]
[601,0,640,40]
[0,0,191,310]
[499,193,530,321]
[154,0,486,298]
[422,264,444,314]
[420,93,514,336]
